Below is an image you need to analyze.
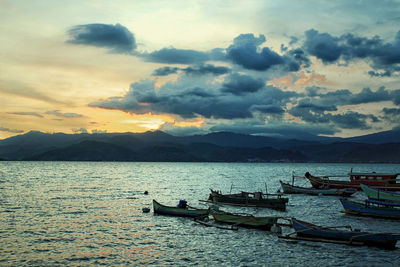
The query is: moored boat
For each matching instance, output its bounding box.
[340,198,400,220]
[207,189,288,211]
[210,210,279,230]
[153,199,209,218]
[305,171,400,191]
[279,180,356,196]
[280,218,400,249]
[361,184,400,202]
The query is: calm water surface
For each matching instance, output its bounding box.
[1,162,400,266]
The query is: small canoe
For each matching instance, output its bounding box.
[279,180,356,196]
[361,184,400,202]
[210,210,279,230]
[340,198,400,220]
[208,189,288,211]
[282,218,400,249]
[152,199,209,218]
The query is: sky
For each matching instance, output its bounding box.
[1,0,400,140]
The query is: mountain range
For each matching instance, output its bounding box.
[0,129,400,162]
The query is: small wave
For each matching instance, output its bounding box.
[60,210,88,215]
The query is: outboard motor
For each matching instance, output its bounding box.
[177,200,188,209]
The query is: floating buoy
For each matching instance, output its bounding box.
[271,224,282,234]
[142,207,150,213]
[144,191,148,195]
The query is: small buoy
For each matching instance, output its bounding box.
[271,224,282,234]
[142,207,150,213]
[144,191,148,195]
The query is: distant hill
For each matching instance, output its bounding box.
[344,128,400,144]
[1,129,400,162]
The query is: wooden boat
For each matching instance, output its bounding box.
[340,198,400,220]
[279,180,356,196]
[207,189,288,211]
[361,184,400,202]
[305,170,400,191]
[210,210,279,230]
[279,218,400,249]
[152,199,209,218]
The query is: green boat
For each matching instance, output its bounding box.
[153,199,209,218]
[361,184,400,203]
[208,189,288,211]
[210,210,279,230]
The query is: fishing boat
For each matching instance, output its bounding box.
[305,170,400,191]
[210,210,279,230]
[279,218,400,249]
[152,199,209,218]
[361,184,400,202]
[340,198,400,220]
[206,189,288,211]
[279,180,356,196]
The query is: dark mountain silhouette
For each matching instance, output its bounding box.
[1,129,399,162]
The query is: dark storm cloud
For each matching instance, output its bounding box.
[182,64,231,76]
[382,107,400,123]
[152,67,179,76]
[226,34,284,71]
[302,86,400,107]
[289,100,378,129]
[222,74,265,95]
[141,48,210,64]
[383,107,400,116]
[67,23,136,53]
[152,64,230,77]
[90,77,296,120]
[250,104,285,115]
[304,29,343,63]
[303,29,400,75]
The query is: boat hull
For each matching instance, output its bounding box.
[153,200,209,218]
[280,180,356,196]
[307,175,400,191]
[340,198,400,220]
[292,218,399,249]
[211,211,278,230]
[361,184,400,202]
[208,190,288,211]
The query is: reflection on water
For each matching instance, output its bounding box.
[0,161,400,266]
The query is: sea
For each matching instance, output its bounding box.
[1,161,400,266]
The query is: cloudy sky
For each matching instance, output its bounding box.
[1,0,400,139]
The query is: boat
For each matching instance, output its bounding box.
[207,189,288,211]
[279,180,356,196]
[340,198,400,220]
[305,170,400,191]
[210,210,279,230]
[361,184,400,202]
[152,199,209,218]
[279,218,400,249]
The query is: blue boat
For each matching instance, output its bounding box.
[283,218,400,249]
[340,198,400,220]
